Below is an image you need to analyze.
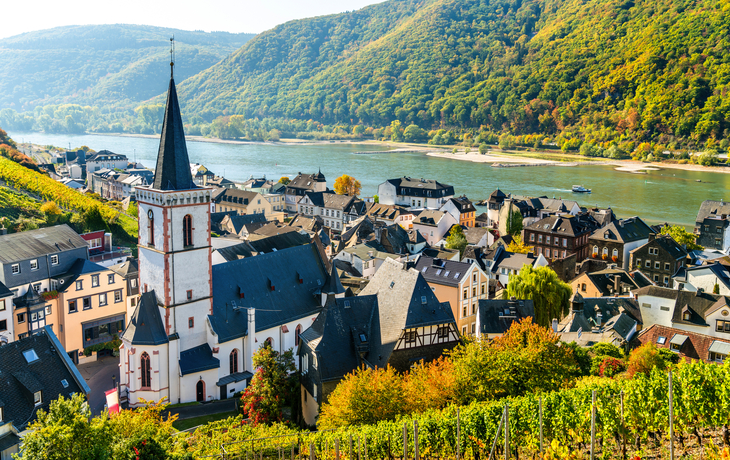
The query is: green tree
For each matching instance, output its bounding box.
[506,210,523,236]
[373,195,379,203]
[240,344,297,425]
[403,124,427,143]
[478,143,488,154]
[503,265,572,328]
[445,225,467,256]
[449,318,579,404]
[660,224,703,250]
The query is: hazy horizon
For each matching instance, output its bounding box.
[0,0,385,40]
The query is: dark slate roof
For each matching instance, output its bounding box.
[489,189,507,202]
[696,200,730,224]
[287,172,325,191]
[631,234,688,260]
[210,243,327,341]
[634,286,722,325]
[0,224,88,264]
[631,270,654,288]
[359,258,456,367]
[323,264,346,295]
[299,295,378,382]
[12,284,46,310]
[450,196,476,213]
[477,298,535,335]
[366,203,410,220]
[215,232,312,262]
[0,327,88,431]
[215,188,259,205]
[385,177,454,198]
[222,213,268,235]
[685,263,730,291]
[0,280,12,298]
[217,371,253,386]
[121,291,169,346]
[525,214,594,237]
[179,344,219,376]
[415,256,473,287]
[152,78,196,191]
[585,268,641,296]
[304,191,357,211]
[589,217,653,244]
[54,258,106,293]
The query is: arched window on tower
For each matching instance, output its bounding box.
[141,352,151,388]
[230,349,239,374]
[183,215,193,247]
[147,210,154,246]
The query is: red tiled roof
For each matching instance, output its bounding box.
[635,324,730,363]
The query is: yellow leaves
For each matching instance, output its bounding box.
[333,174,362,197]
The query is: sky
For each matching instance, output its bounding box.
[0,0,385,39]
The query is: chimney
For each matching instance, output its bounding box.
[648,233,655,242]
[552,318,558,333]
[614,275,621,293]
[0,227,6,236]
[245,308,256,373]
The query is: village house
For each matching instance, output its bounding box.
[464,244,549,289]
[284,171,327,212]
[633,286,730,339]
[365,202,416,228]
[523,214,597,262]
[85,150,128,173]
[497,195,582,236]
[240,177,275,194]
[377,177,454,210]
[0,281,14,345]
[628,234,687,286]
[411,210,459,246]
[297,191,366,232]
[414,256,490,335]
[440,196,477,227]
[475,297,535,340]
[673,262,730,295]
[333,243,401,279]
[570,267,641,298]
[190,163,215,186]
[462,226,493,248]
[635,324,730,364]
[0,327,90,458]
[588,217,653,269]
[694,200,730,252]
[298,258,459,426]
[214,188,284,221]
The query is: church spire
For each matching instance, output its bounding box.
[152,42,195,191]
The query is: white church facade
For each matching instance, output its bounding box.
[119,71,342,407]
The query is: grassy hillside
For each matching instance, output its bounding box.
[0,24,254,112]
[176,0,730,147]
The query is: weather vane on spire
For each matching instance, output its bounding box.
[170,36,175,78]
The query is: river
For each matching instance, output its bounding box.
[9,131,730,228]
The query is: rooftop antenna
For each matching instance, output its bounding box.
[169,36,175,78]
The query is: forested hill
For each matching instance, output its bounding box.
[0,25,255,111]
[177,0,730,144]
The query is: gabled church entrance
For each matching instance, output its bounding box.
[196,380,205,402]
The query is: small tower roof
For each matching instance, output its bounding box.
[122,291,169,346]
[322,264,346,295]
[152,77,196,191]
[314,168,326,182]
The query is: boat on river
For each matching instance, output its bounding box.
[572,185,591,193]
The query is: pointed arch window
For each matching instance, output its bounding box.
[295,324,303,346]
[183,215,193,247]
[141,352,151,388]
[147,210,154,246]
[230,349,239,374]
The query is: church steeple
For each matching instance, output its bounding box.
[152,76,195,191]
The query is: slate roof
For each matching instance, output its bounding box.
[366,203,410,221]
[12,284,46,310]
[684,263,730,291]
[589,217,652,244]
[152,77,196,191]
[0,327,88,432]
[304,191,358,211]
[415,210,449,226]
[287,172,326,191]
[179,344,219,376]
[215,189,260,206]
[223,213,268,235]
[0,224,88,264]
[210,243,327,341]
[287,214,324,233]
[415,256,473,287]
[525,215,594,237]
[252,223,301,238]
[634,286,723,326]
[54,258,107,293]
[215,232,311,262]
[323,264,346,295]
[299,295,378,382]
[121,291,169,346]
[559,297,642,343]
[695,200,730,225]
[584,268,641,296]
[359,258,457,367]
[631,234,688,260]
[109,258,139,278]
[462,226,490,245]
[385,177,454,198]
[0,280,12,298]
[477,298,535,335]
[450,196,476,213]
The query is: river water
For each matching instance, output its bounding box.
[9,131,730,228]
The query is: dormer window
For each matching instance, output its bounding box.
[344,300,351,308]
[238,285,245,299]
[23,349,39,363]
[33,391,42,406]
[268,279,275,291]
[683,310,691,321]
[421,296,427,304]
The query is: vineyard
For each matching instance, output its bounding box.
[176,360,730,459]
[0,156,138,241]
[0,186,43,220]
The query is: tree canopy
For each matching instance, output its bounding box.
[240,344,297,425]
[445,225,468,256]
[503,265,572,328]
[660,224,704,250]
[506,210,524,237]
[333,174,362,197]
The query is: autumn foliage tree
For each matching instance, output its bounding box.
[506,235,533,254]
[333,174,362,197]
[449,318,579,404]
[240,344,297,425]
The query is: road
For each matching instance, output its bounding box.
[77,355,120,415]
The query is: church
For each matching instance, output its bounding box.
[118,68,340,406]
